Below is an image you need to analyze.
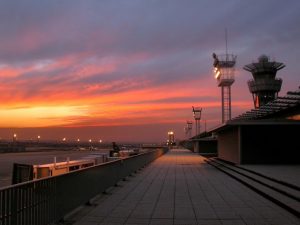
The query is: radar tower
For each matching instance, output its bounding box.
[243,55,285,108]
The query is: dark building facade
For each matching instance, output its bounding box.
[215,121,300,164]
[213,87,300,164]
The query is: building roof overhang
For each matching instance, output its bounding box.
[209,119,300,133]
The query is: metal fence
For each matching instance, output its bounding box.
[0,148,168,225]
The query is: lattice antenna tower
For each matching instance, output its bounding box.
[212,29,237,123]
[192,107,202,136]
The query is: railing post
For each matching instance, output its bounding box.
[11,188,18,225]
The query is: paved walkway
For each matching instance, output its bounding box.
[72,149,300,225]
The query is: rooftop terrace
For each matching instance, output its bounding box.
[68,149,300,225]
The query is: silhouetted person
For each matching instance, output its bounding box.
[110,142,120,157]
[112,142,120,151]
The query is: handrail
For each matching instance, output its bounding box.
[0,147,168,225]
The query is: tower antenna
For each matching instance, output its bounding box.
[225,28,228,56]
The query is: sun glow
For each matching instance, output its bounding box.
[0,106,89,127]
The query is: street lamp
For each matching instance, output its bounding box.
[167,131,175,147]
[89,139,92,151]
[13,133,17,143]
[192,106,202,136]
[76,138,80,149]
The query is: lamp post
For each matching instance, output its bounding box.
[89,139,92,151]
[12,133,17,150]
[99,139,102,149]
[167,131,175,148]
[192,107,202,136]
[76,138,80,149]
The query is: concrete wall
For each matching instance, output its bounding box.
[218,127,240,164]
[198,140,218,155]
[193,141,199,153]
[241,124,300,164]
[182,141,193,151]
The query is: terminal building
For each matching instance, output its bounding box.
[184,55,300,164]
[213,86,300,164]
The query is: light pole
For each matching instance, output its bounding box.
[89,139,92,150]
[192,107,202,136]
[167,131,175,148]
[12,133,17,150]
[77,138,80,149]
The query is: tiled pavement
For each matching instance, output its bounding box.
[71,149,300,225]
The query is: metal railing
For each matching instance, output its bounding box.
[0,148,168,225]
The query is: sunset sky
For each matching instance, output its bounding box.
[0,0,299,142]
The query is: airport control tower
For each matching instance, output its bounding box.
[212,52,237,123]
[244,55,285,108]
